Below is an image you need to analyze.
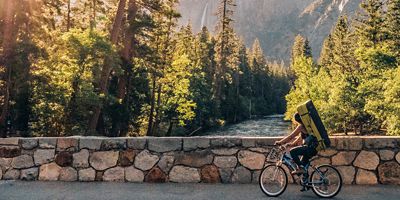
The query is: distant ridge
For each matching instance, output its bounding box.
[178,0,361,62]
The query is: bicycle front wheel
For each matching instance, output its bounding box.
[310,164,342,198]
[259,164,288,197]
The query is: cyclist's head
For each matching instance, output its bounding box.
[293,112,303,125]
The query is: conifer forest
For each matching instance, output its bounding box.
[0,0,399,137]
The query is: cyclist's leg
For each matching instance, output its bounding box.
[300,147,317,166]
[290,146,308,167]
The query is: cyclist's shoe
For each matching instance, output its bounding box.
[300,186,309,192]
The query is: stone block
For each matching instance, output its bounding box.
[210,137,241,148]
[79,168,95,181]
[238,150,265,170]
[252,170,261,183]
[255,138,277,147]
[0,146,21,158]
[175,150,213,168]
[169,166,200,183]
[125,166,144,182]
[364,138,398,149]
[318,149,338,157]
[101,138,127,150]
[59,167,77,181]
[333,137,363,150]
[145,167,167,183]
[157,155,174,173]
[38,138,57,149]
[201,165,220,183]
[311,157,331,166]
[0,158,12,171]
[248,148,270,153]
[3,169,20,180]
[0,138,19,145]
[119,150,135,167]
[103,167,125,182]
[12,155,34,169]
[183,137,210,151]
[397,152,400,164]
[219,168,233,183]
[95,171,104,181]
[55,151,73,167]
[147,137,182,152]
[211,148,239,156]
[331,151,356,166]
[379,150,395,161]
[39,162,61,181]
[134,150,159,171]
[90,151,119,171]
[214,156,237,168]
[378,162,400,184]
[34,149,55,165]
[57,138,78,151]
[232,166,251,183]
[356,169,377,184]
[336,166,355,184]
[127,138,146,150]
[79,137,102,150]
[73,149,89,168]
[354,151,379,170]
[241,138,257,148]
[20,138,38,150]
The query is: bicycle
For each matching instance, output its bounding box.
[259,145,342,198]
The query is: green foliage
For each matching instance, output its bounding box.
[0,0,290,137]
[30,30,119,136]
[286,0,400,135]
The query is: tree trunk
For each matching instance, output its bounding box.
[166,120,173,137]
[146,76,156,136]
[0,0,16,137]
[117,0,138,101]
[111,0,138,136]
[88,0,127,133]
[152,84,162,137]
[67,0,71,31]
[234,71,239,123]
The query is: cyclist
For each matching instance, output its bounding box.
[274,112,318,175]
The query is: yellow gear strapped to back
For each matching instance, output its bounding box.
[297,100,331,151]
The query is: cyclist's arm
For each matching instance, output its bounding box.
[276,125,302,145]
[289,135,302,147]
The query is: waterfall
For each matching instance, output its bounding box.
[200,2,209,28]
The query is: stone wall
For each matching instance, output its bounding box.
[0,136,399,184]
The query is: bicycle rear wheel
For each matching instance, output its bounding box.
[259,164,288,197]
[310,164,342,198]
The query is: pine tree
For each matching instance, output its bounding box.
[250,39,270,116]
[385,0,400,58]
[213,0,237,120]
[356,0,386,48]
[319,34,334,68]
[355,0,397,133]
[189,26,216,132]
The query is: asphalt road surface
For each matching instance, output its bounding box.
[0,181,399,200]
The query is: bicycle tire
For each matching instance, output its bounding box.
[259,164,288,197]
[310,164,342,198]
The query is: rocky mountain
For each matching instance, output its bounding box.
[178,0,362,62]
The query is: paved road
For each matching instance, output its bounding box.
[0,181,399,200]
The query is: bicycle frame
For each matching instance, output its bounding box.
[274,150,327,186]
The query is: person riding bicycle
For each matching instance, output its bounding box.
[274,112,318,175]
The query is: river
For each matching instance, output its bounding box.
[202,114,292,137]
